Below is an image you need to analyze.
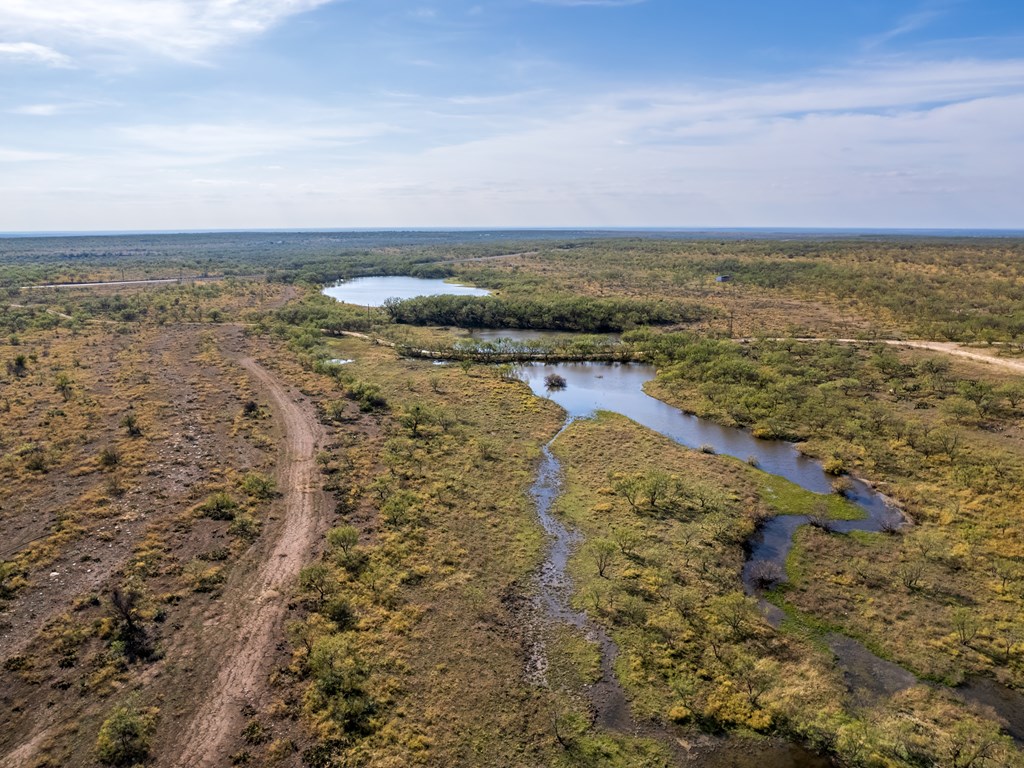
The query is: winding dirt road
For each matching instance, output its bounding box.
[170,357,327,768]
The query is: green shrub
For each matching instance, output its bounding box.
[198,492,239,520]
[240,471,276,499]
[94,703,157,766]
[346,381,387,412]
[229,513,261,540]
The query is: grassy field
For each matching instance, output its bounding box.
[2,235,1023,767]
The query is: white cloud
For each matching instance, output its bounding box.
[116,119,398,164]
[0,0,339,62]
[0,42,73,67]
[9,104,63,116]
[0,147,63,162]
[1,57,1022,229]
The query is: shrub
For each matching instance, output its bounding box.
[121,412,142,437]
[6,354,27,376]
[229,513,261,540]
[24,446,47,473]
[346,381,387,412]
[94,703,158,766]
[822,456,846,475]
[198,492,239,520]
[240,471,276,499]
[544,373,567,390]
[99,446,121,469]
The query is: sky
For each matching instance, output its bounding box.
[0,0,1022,231]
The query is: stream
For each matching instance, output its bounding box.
[517,361,1024,758]
[319,282,1021,754]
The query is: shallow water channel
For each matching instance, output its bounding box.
[517,361,1023,759]
[521,363,839,766]
[517,362,904,585]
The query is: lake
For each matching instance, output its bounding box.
[322,275,490,306]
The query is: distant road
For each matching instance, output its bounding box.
[24,276,226,289]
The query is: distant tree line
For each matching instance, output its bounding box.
[381,294,703,332]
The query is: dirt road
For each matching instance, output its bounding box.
[744,337,1024,376]
[885,340,1024,374]
[169,356,327,768]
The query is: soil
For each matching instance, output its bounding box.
[167,354,328,767]
[0,313,342,767]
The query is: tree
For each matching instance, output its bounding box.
[300,563,337,607]
[400,402,434,437]
[951,606,979,645]
[611,473,643,512]
[957,380,997,417]
[588,538,617,578]
[110,584,151,661]
[327,525,359,557]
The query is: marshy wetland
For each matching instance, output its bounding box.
[2,233,1024,767]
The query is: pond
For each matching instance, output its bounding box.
[321,275,489,306]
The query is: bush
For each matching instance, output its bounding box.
[121,412,143,437]
[99,446,121,469]
[240,471,276,499]
[346,381,387,412]
[95,703,158,766]
[198,492,239,520]
[229,513,261,540]
[544,373,567,390]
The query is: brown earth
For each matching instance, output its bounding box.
[168,354,328,768]
[0,293,355,767]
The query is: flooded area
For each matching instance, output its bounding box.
[517,360,1022,759]
[321,275,489,306]
[523,367,836,766]
[515,362,903,585]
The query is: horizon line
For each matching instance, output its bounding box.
[2,226,1024,240]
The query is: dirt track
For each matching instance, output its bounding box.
[169,356,327,768]
[746,338,1024,375]
[887,340,1024,374]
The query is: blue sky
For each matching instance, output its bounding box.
[0,0,1022,230]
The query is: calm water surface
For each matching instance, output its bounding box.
[322,275,489,306]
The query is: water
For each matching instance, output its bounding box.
[516,362,903,586]
[528,430,638,720]
[467,328,620,344]
[524,376,835,766]
[321,275,489,306]
[518,361,1022,748]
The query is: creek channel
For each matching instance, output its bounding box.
[319,281,1022,753]
[516,361,1024,759]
